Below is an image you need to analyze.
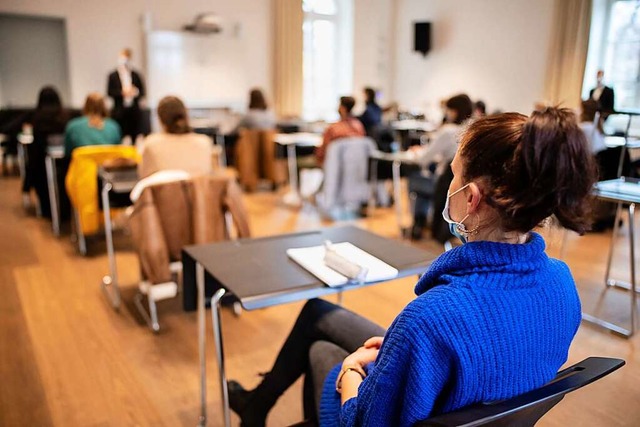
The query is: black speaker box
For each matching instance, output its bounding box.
[414,22,431,56]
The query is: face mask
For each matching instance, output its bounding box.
[118,56,129,67]
[442,183,471,244]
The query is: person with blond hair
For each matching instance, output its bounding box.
[138,95,212,178]
[64,93,121,158]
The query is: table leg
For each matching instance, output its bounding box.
[282,144,302,207]
[211,288,231,427]
[197,262,207,427]
[628,203,636,336]
[392,160,403,236]
[100,182,120,309]
[581,202,637,338]
[368,158,378,213]
[605,202,623,287]
[45,155,60,237]
[216,134,227,168]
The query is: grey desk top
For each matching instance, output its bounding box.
[98,166,138,193]
[184,225,436,310]
[593,177,640,204]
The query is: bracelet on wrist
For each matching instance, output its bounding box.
[335,365,366,392]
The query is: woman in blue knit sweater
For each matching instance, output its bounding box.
[228,107,597,426]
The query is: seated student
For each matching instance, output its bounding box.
[25,86,71,218]
[578,99,606,155]
[358,87,383,136]
[139,96,212,178]
[64,93,121,158]
[473,100,487,118]
[408,93,473,239]
[228,107,597,427]
[236,88,277,130]
[315,96,366,165]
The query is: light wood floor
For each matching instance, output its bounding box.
[1,175,639,426]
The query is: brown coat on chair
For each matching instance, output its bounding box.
[128,174,251,284]
[235,129,287,191]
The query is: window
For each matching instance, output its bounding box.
[302,0,353,121]
[584,0,640,111]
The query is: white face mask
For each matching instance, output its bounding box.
[118,56,129,67]
[442,183,471,243]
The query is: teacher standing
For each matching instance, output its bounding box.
[107,48,146,144]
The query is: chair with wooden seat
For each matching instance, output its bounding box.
[65,145,139,254]
[235,128,287,191]
[127,172,251,332]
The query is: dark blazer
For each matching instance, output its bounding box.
[107,69,145,111]
[589,86,615,113]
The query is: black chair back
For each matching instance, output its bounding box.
[417,357,624,427]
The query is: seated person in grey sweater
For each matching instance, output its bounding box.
[236,88,276,131]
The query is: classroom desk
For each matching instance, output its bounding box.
[369,150,421,236]
[391,119,437,132]
[582,177,639,338]
[182,225,435,426]
[274,132,322,207]
[98,166,138,309]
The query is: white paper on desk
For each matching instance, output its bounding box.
[286,242,398,287]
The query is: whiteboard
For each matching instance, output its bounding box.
[146,30,248,110]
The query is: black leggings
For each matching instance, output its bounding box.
[251,298,386,422]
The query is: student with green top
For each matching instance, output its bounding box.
[64,93,122,157]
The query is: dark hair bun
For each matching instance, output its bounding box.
[460,107,597,234]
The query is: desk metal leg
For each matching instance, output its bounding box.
[211,288,231,427]
[197,262,207,427]
[582,203,637,338]
[282,144,302,207]
[45,156,60,236]
[605,203,623,287]
[215,134,227,168]
[368,158,378,213]
[100,182,121,309]
[628,203,636,335]
[392,160,403,236]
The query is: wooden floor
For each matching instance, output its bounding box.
[1,175,639,426]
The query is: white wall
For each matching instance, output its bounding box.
[353,0,395,107]
[0,0,272,108]
[393,0,556,118]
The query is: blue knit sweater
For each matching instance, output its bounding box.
[319,233,581,427]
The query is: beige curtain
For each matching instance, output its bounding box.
[273,0,304,117]
[544,0,593,109]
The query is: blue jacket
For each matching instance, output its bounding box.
[319,233,581,426]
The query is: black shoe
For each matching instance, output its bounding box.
[228,380,251,415]
[227,380,267,427]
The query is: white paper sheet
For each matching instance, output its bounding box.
[286,242,398,287]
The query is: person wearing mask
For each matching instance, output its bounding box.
[315,96,365,165]
[408,93,473,240]
[139,96,212,178]
[236,88,277,130]
[227,107,597,427]
[107,48,146,144]
[358,87,382,136]
[589,69,615,118]
[24,86,70,218]
[64,93,121,158]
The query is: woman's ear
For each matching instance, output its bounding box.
[466,182,483,214]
